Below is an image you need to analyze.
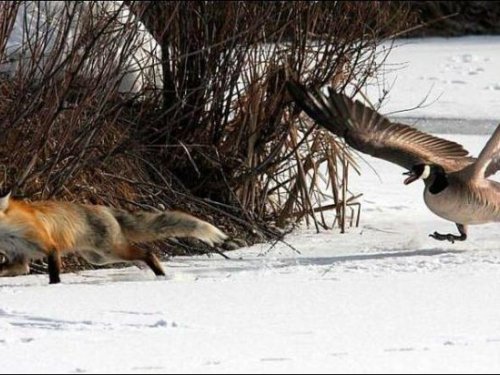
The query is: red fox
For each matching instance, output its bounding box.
[0,190,227,284]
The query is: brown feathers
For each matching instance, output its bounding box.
[287,81,471,172]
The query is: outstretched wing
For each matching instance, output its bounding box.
[287,81,471,172]
[468,124,500,179]
[485,157,500,177]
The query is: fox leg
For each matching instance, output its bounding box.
[117,246,166,276]
[143,253,166,277]
[47,250,62,284]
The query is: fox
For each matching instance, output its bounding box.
[0,190,228,284]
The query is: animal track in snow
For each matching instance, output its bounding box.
[485,83,500,91]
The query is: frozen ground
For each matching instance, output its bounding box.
[366,36,500,123]
[1,37,500,373]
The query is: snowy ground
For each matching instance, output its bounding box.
[368,36,500,122]
[1,37,500,373]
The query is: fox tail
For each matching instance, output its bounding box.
[112,209,228,246]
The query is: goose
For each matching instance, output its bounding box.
[287,80,500,242]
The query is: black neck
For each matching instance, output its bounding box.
[429,173,449,194]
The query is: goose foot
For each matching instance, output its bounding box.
[429,224,467,244]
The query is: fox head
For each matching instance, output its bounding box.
[0,230,31,278]
[0,251,29,277]
[0,190,35,277]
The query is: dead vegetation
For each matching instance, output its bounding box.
[0,1,414,272]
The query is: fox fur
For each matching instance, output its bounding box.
[0,191,227,283]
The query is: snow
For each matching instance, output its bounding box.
[366,36,500,121]
[2,2,160,93]
[1,37,500,373]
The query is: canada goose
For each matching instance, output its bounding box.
[287,80,500,242]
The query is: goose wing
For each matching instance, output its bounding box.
[287,81,471,172]
[486,158,500,177]
[467,124,500,179]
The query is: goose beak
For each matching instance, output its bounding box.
[403,170,418,185]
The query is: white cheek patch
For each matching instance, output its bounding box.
[420,165,431,180]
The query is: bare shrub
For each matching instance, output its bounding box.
[0,1,414,273]
[127,1,414,237]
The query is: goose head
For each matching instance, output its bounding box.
[403,164,446,185]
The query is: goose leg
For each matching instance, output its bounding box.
[429,224,467,243]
